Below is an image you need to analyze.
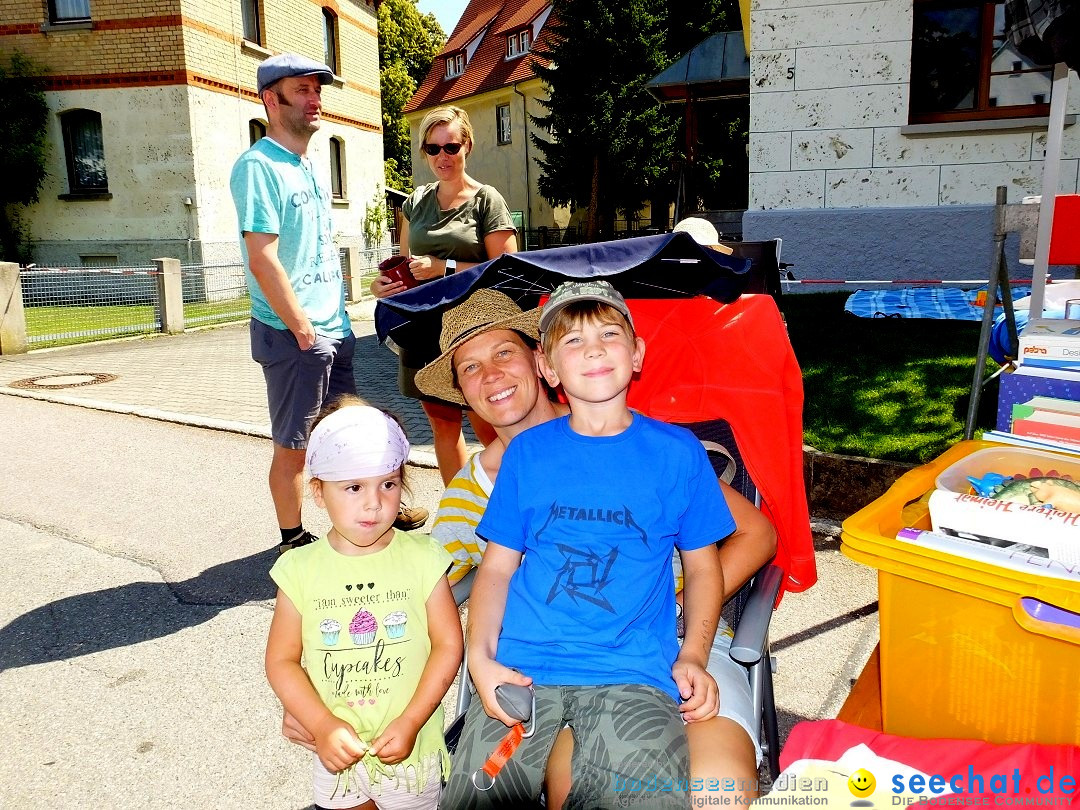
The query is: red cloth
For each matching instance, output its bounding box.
[782,719,1080,799]
[1050,194,1080,266]
[623,295,816,597]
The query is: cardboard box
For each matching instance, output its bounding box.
[1018,319,1080,369]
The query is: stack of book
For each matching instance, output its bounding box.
[990,319,1080,454]
[1011,396,1080,444]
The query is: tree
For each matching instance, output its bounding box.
[378,0,444,192]
[531,0,746,238]
[0,51,49,263]
[660,1,748,216]
[531,0,671,241]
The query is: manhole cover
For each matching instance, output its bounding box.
[9,372,118,390]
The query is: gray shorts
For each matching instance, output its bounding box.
[250,318,356,449]
[442,683,690,810]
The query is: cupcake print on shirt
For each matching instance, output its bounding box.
[383,611,407,639]
[349,609,377,645]
[319,618,341,645]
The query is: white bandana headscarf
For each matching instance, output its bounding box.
[305,406,409,481]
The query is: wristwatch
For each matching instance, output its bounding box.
[444,258,457,275]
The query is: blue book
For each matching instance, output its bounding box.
[997,365,1080,432]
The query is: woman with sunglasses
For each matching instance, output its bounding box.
[372,105,518,486]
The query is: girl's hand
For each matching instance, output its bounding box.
[369,716,421,764]
[370,273,406,298]
[408,255,446,282]
[673,660,719,723]
[313,715,368,773]
[282,709,316,752]
[469,656,533,727]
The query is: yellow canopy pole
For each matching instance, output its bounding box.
[739,0,751,51]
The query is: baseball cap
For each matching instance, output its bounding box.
[257,53,334,94]
[539,279,634,334]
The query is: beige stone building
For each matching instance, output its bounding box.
[404,0,566,241]
[743,0,1078,280]
[0,0,382,266]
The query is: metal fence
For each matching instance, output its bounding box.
[180,263,250,327]
[342,244,396,302]
[20,265,162,347]
[16,249,397,350]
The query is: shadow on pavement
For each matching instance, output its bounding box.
[0,547,278,672]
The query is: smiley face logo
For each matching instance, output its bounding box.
[848,768,876,798]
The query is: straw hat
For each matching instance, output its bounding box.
[414,289,541,406]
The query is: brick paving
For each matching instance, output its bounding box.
[0,304,481,467]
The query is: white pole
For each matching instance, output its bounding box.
[1027,62,1071,320]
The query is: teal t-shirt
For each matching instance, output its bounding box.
[230,137,349,338]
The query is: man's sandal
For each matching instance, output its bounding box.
[278,530,318,555]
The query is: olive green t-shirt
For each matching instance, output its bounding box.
[399,183,516,371]
[402,182,515,262]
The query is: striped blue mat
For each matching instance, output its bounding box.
[844,286,1031,320]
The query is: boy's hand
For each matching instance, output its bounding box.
[673,660,719,723]
[313,715,368,773]
[470,655,533,727]
[369,716,420,765]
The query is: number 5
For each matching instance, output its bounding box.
[786,67,795,79]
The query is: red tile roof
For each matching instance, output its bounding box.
[405,0,552,113]
[443,6,499,53]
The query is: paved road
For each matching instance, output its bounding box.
[0,310,880,807]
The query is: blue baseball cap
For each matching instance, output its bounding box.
[257,53,334,94]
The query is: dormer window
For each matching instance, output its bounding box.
[445,52,465,79]
[507,29,530,59]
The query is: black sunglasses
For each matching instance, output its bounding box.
[422,142,464,156]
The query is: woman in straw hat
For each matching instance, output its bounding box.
[371,106,518,486]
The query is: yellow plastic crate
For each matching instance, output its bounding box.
[841,440,1080,745]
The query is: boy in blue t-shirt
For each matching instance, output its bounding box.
[442,281,734,810]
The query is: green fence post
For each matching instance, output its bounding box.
[0,262,28,355]
[155,257,184,334]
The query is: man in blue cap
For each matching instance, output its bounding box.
[230,54,425,553]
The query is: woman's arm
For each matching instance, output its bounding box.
[368,577,464,764]
[406,226,519,279]
[265,591,367,772]
[716,481,778,595]
[467,542,532,726]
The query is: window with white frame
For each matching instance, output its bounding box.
[329,137,345,199]
[49,0,90,23]
[61,109,109,194]
[445,52,465,79]
[507,29,531,59]
[496,104,512,145]
[241,0,261,44]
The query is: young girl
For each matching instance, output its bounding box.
[266,397,463,809]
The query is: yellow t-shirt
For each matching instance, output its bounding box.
[270,530,453,791]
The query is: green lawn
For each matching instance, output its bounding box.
[782,292,997,464]
[24,298,251,349]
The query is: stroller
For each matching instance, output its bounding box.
[375,232,817,778]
